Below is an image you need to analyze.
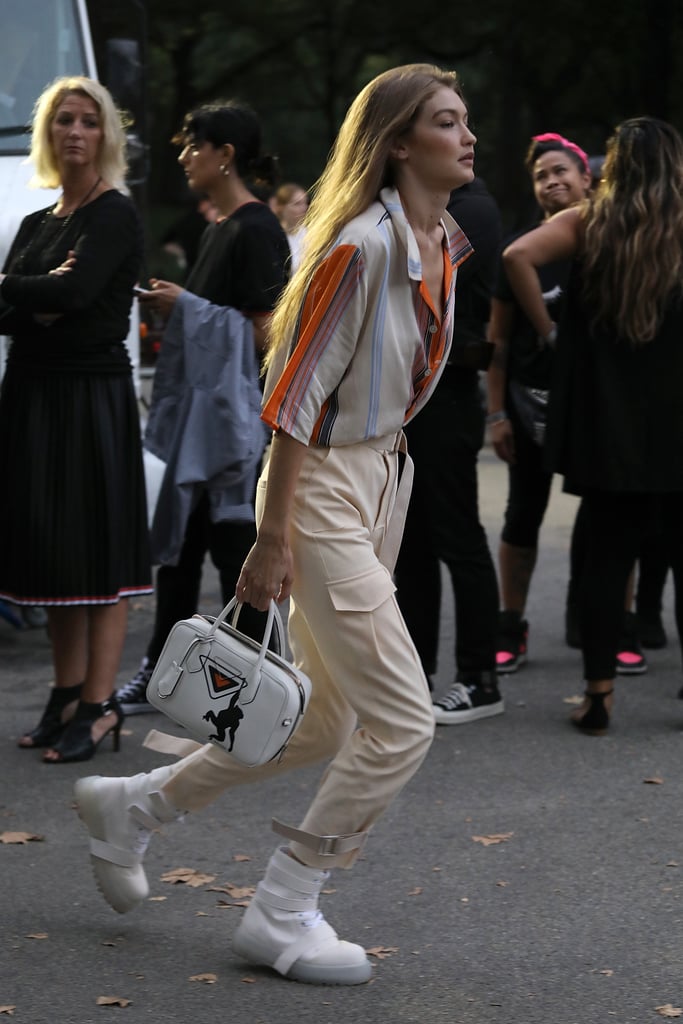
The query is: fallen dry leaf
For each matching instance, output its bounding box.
[666,861,679,868]
[148,896,167,902]
[644,777,664,785]
[563,694,584,705]
[241,977,256,984]
[0,832,43,845]
[206,884,255,899]
[188,974,217,984]
[96,996,131,1007]
[408,887,423,896]
[0,1009,16,1017]
[366,946,398,960]
[496,880,509,887]
[472,833,514,846]
[233,854,250,862]
[655,1005,682,1018]
[160,867,216,887]
[26,933,48,940]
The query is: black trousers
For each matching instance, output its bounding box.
[579,491,683,680]
[501,399,553,549]
[567,496,671,616]
[395,370,499,679]
[146,491,267,664]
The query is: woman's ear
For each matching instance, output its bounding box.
[390,137,409,161]
[221,142,236,168]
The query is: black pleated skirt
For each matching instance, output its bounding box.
[0,356,152,606]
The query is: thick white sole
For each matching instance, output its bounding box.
[232,923,372,985]
[433,699,504,726]
[74,776,149,915]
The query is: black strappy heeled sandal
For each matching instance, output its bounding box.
[571,689,614,737]
[18,683,83,749]
[42,695,124,764]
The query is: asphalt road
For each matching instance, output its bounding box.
[1,448,682,1024]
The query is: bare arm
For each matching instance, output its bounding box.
[486,297,516,464]
[236,431,308,611]
[503,207,582,338]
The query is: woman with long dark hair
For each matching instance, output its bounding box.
[503,116,683,734]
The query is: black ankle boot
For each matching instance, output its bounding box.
[18,683,83,749]
[571,689,613,736]
[43,696,124,764]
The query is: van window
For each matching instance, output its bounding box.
[0,0,88,154]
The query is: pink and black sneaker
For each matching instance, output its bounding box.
[496,611,529,674]
[615,612,648,675]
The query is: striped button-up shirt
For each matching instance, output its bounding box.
[262,187,473,446]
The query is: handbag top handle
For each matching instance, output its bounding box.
[208,597,285,694]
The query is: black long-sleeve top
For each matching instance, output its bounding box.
[0,190,142,373]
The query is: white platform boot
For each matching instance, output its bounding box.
[232,846,372,985]
[74,767,183,914]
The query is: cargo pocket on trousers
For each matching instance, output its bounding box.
[327,564,396,612]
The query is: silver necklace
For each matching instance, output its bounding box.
[12,176,104,272]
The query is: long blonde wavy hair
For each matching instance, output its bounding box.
[264,63,464,368]
[29,76,128,190]
[581,117,683,344]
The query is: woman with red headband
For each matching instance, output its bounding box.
[503,116,683,732]
[486,132,591,673]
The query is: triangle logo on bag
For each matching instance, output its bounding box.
[206,661,243,696]
[197,654,244,696]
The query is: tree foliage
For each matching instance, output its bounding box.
[143,0,683,228]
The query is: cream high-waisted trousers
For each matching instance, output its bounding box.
[159,433,435,868]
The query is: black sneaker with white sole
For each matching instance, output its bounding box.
[433,672,504,725]
[116,657,156,715]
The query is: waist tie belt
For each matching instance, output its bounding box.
[352,430,413,572]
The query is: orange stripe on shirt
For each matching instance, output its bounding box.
[262,245,361,432]
[405,249,455,419]
[418,247,453,325]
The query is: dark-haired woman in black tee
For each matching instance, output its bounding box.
[116,101,290,714]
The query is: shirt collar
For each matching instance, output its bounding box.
[379,186,472,281]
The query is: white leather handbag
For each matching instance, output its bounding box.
[145,597,312,767]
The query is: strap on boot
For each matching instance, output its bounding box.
[272,818,367,857]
